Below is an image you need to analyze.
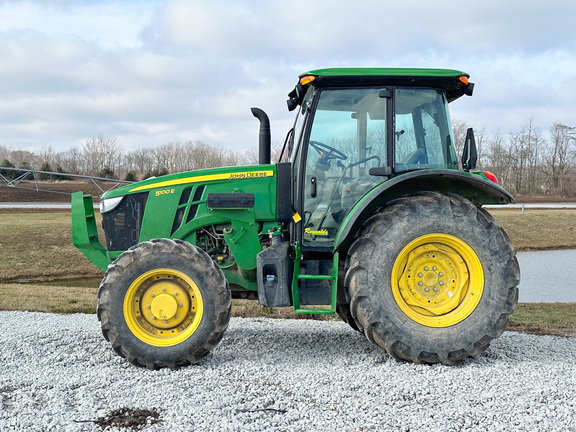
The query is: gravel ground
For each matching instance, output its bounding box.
[1,311,575,432]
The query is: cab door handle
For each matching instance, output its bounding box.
[311,176,317,198]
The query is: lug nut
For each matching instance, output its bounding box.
[432,266,437,270]
[424,287,429,292]
[418,272,423,277]
[163,320,168,324]
[174,292,178,296]
[150,293,154,297]
[418,281,423,286]
[175,314,179,319]
[162,288,166,292]
[424,266,429,271]
[439,272,443,277]
[152,316,156,320]
[439,281,444,286]
[179,303,183,307]
[147,305,151,309]
[433,287,438,292]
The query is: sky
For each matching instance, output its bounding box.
[1,0,575,155]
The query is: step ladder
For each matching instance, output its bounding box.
[291,243,338,314]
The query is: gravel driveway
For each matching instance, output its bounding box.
[1,311,575,431]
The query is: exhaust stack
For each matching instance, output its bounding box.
[251,107,271,165]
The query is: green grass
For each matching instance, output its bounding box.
[490,208,576,251]
[0,283,97,314]
[0,212,103,282]
[508,303,576,336]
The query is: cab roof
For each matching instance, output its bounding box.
[300,67,469,78]
[288,68,473,107]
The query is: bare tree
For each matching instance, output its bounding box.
[473,126,487,170]
[452,119,470,159]
[10,150,37,170]
[242,141,283,165]
[152,142,177,173]
[524,118,544,194]
[451,120,485,169]
[0,144,12,163]
[82,133,121,175]
[484,130,513,188]
[244,146,259,165]
[507,118,544,194]
[36,145,56,165]
[543,123,575,195]
[127,147,154,175]
[181,141,238,171]
[62,146,82,173]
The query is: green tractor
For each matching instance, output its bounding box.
[72,68,519,369]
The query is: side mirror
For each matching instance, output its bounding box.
[461,128,477,171]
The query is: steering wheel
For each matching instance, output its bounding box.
[309,140,347,161]
[401,148,425,164]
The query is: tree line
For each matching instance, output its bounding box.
[452,119,576,197]
[0,133,272,182]
[1,120,575,198]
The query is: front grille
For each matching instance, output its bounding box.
[102,192,148,251]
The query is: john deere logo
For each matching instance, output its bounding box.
[305,228,328,236]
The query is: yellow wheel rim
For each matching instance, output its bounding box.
[123,268,204,347]
[391,234,484,327]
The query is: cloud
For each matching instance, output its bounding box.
[0,0,154,48]
[0,0,575,154]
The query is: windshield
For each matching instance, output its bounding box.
[394,88,457,171]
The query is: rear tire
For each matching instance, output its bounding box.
[97,238,231,369]
[336,264,361,332]
[346,192,519,365]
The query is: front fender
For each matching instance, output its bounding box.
[71,191,112,271]
[334,170,514,252]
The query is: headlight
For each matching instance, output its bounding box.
[100,196,123,214]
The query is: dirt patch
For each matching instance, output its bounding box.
[0,208,71,214]
[515,195,576,203]
[75,407,162,431]
[0,180,110,202]
[488,208,576,251]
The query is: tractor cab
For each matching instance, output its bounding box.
[283,69,470,251]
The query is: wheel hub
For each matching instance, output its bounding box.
[138,280,193,330]
[392,234,484,328]
[399,243,468,316]
[151,293,178,320]
[423,270,438,287]
[123,269,203,346]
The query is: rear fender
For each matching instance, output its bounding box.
[334,170,514,252]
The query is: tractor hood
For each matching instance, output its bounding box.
[100,165,276,201]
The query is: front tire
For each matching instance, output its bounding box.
[346,193,519,365]
[97,239,231,369]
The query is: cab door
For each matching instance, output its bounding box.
[298,87,389,249]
